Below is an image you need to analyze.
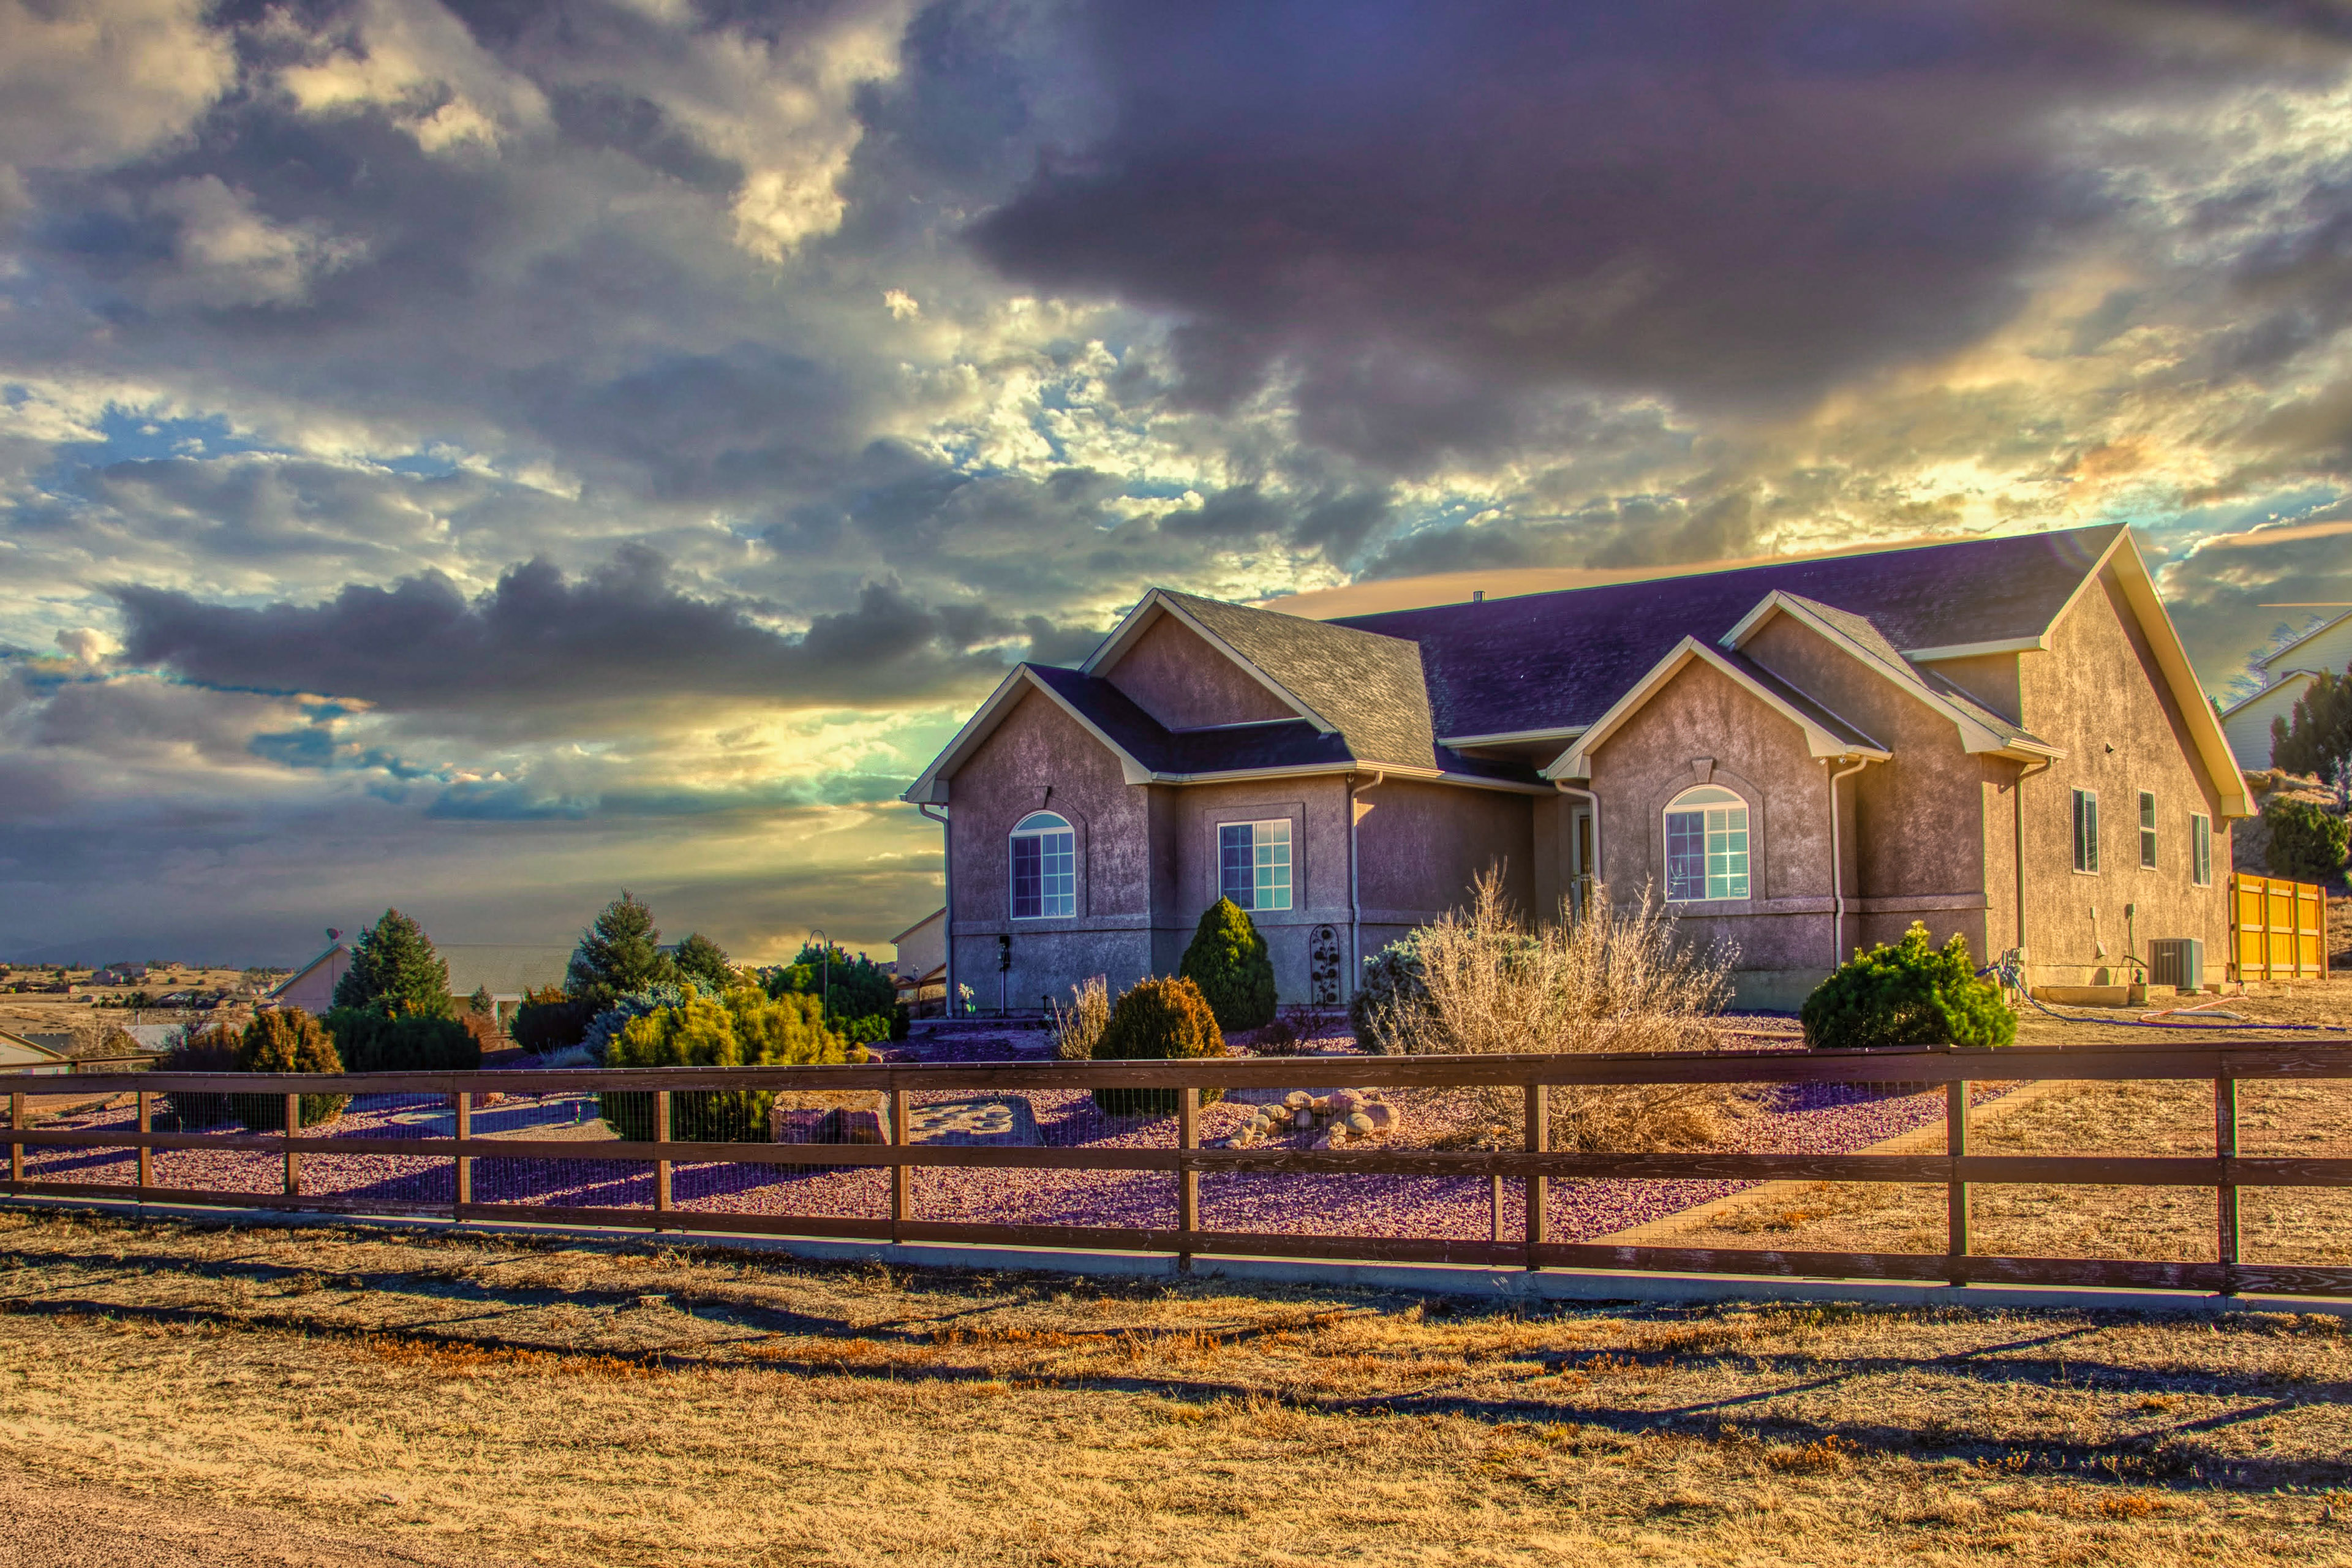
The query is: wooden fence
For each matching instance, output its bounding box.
[7,1042,2352,1298]
[2231,873,2331,982]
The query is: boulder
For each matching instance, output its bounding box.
[1284,1090,1311,1109]
[1346,1112,1374,1135]
[1362,1102,1400,1132]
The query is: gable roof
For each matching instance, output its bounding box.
[2260,606,2352,673]
[1332,524,2129,741]
[1548,638,1891,780]
[265,942,345,1001]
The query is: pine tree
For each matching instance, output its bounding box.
[671,932,735,993]
[331,909,452,1018]
[1178,897,1278,1032]
[567,892,678,1009]
[2272,663,2352,811]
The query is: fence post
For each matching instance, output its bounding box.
[282,1091,300,1199]
[10,1088,24,1185]
[1490,1173,1505,1245]
[2216,1074,2240,1297]
[653,1089,673,1218]
[453,1090,472,1212]
[1947,1080,1970,1287]
[1523,1081,1548,1270]
[136,1090,152,1197]
[1178,1084,1199,1271]
[890,1084,911,1238]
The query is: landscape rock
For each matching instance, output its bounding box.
[1347,1112,1373,1135]
[1362,1102,1400,1132]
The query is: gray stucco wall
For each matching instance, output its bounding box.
[1103,608,1297,729]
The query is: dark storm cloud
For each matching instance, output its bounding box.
[972,1,2345,468]
[111,545,1041,714]
[2158,519,2352,684]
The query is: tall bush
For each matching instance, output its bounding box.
[1178,898,1277,1033]
[511,985,596,1056]
[598,985,865,1143]
[1089,976,1226,1117]
[325,1008,481,1072]
[567,892,677,1011]
[1800,922,2015,1052]
[1052,976,1110,1062]
[765,942,907,1042]
[1363,870,1743,1151]
[2272,663,2352,810]
[331,909,452,1018]
[156,1022,241,1130]
[2264,796,2350,883]
[1351,934,1431,1053]
[232,1009,349,1130]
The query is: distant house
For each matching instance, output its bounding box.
[0,1031,71,1075]
[891,910,947,1016]
[2219,608,2352,772]
[439,946,573,1023]
[905,524,2247,1008]
[266,941,350,1014]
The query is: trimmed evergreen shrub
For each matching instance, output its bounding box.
[2264,796,2350,882]
[598,985,865,1143]
[155,1023,241,1131]
[331,909,453,1018]
[232,1009,350,1129]
[1178,898,1278,1033]
[325,1008,481,1072]
[1800,923,2015,1052]
[1349,934,1428,1054]
[1090,976,1226,1117]
[670,931,736,993]
[511,985,596,1056]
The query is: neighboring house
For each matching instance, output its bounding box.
[891,909,947,1015]
[2218,608,2352,772]
[265,941,350,1014]
[0,1031,72,1074]
[440,946,573,1023]
[905,524,2248,1009]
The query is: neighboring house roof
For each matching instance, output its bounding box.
[2258,606,2352,673]
[440,945,573,1000]
[0,1030,71,1069]
[265,942,346,1001]
[2218,669,2320,771]
[890,908,946,948]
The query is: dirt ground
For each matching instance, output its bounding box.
[2,1207,2349,1567]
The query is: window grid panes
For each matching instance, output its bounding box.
[1218,820,1293,911]
[1664,788,1748,902]
[1010,812,1076,919]
[2072,790,2099,874]
[2191,813,2212,887]
[2139,791,2158,869]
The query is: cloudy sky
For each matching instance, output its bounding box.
[7,0,2352,965]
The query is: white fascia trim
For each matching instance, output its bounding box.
[1904,636,2051,661]
[900,666,1160,802]
[1721,589,2016,755]
[1542,638,1891,780]
[2102,533,2255,818]
[2258,606,2352,671]
[2218,669,2319,720]
[1438,725,1589,748]
[1078,590,1336,734]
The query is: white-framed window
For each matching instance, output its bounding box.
[2190,812,2212,888]
[1664,785,1749,902]
[2139,791,2157,870]
[1009,812,1076,919]
[1218,820,1293,911]
[2071,789,2099,874]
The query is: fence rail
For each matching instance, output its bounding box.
[8,1041,2352,1298]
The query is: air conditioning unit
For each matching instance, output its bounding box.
[2148,938,2204,993]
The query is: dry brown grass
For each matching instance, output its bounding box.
[2,1206,2350,1566]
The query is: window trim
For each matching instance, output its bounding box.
[2071,788,2100,875]
[2190,811,2213,888]
[2138,790,2157,871]
[1009,810,1077,920]
[1662,783,1751,903]
[1217,818,1294,912]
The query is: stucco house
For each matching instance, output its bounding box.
[904,524,2248,1011]
[2218,607,2352,772]
[265,938,350,1015]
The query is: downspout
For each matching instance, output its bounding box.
[1823,756,1871,970]
[1348,771,1385,1000]
[2011,757,2053,973]
[1551,779,1601,920]
[919,802,951,1016]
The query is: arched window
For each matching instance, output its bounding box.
[1009,812,1076,919]
[1664,785,1749,902]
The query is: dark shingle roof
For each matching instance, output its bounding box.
[1717,651,1890,755]
[1155,590,1438,769]
[1329,524,2125,740]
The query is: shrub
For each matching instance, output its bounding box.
[156,1023,242,1131]
[598,985,866,1143]
[1366,869,1744,1152]
[766,943,899,1028]
[1178,898,1277,1033]
[325,1008,481,1073]
[1801,922,2015,1053]
[1089,976,1226,1117]
[1351,934,1430,1054]
[331,909,453,1019]
[231,1009,350,1130]
[511,986,596,1057]
[2264,796,2350,882]
[670,931,737,993]
[1052,976,1111,1062]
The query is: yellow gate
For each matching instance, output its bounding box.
[2231,873,2331,981]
